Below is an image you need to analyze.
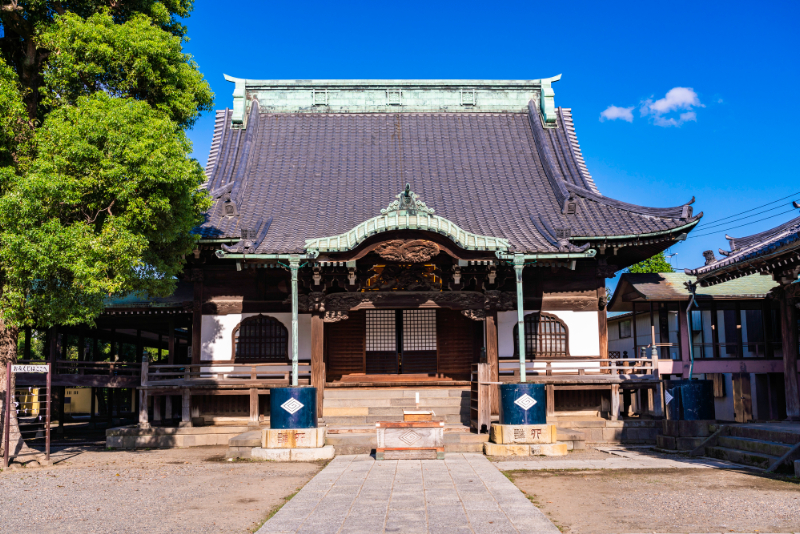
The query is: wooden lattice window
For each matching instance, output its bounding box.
[513,312,569,358]
[232,315,288,362]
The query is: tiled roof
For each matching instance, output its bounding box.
[608,272,778,311]
[685,211,800,281]
[198,100,700,255]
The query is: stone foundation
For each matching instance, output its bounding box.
[656,419,716,451]
[107,425,253,449]
[251,445,335,461]
[484,442,568,457]
[262,427,326,448]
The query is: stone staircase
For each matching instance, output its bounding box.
[321,387,470,425]
[320,387,486,454]
[703,424,800,471]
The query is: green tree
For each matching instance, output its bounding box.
[0,4,211,459]
[627,251,675,274]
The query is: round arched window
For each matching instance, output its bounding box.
[232,315,288,362]
[513,312,570,359]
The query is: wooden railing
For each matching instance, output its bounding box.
[16,359,141,377]
[497,356,659,380]
[143,361,311,387]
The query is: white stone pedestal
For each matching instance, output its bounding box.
[485,423,568,457]
[251,426,332,462]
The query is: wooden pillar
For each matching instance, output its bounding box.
[651,350,664,418]
[138,390,150,429]
[152,395,161,423]
[611,384,620,421]
[779,287,800,420]
[622,388,632,417]
[597,285,608,358]
[249,388,259,427]
[679,301,691,378]
[545,384,555,421]
[180,388,192,427]
[485,312,499,415]
[311,313,325,417]
[192,270,203,365]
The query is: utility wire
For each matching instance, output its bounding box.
[688,208,797,239]
[694,190,800,227]
[694,202,794,232]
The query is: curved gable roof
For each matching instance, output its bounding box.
[198,81,700,256]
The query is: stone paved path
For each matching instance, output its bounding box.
[492,446,759,471]
[259,453,559,534]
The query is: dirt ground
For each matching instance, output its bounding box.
[508,468,800,534]
[0,445,323,533]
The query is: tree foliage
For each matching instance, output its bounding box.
[39,11,213,127]
[627,251,675,274]
[0,2,211,330]
[0,0,198,119]
[0,93,209,327]
[0,1,212,457]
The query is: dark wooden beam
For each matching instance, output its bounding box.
[192,270,203,365]
[311,313,325,416]
[779,287,800,420]
[485,312,499,416]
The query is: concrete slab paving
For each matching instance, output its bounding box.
[258,453,559,533]
[493,446,760,471]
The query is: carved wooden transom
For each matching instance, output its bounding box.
[373,239,440,263]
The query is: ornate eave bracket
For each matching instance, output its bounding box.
[304,185,511,254]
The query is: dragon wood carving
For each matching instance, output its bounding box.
[373,240,440,263]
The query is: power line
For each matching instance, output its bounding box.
[694,190,800,227]
[694,202,794,232]
[688,209,797,239]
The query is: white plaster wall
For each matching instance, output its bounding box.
[497,310,600,358]
[200,313,311,362]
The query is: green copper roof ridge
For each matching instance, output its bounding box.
[222,74,562,87]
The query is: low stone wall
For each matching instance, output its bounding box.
[107,425,253,449]
[554,419,661,445]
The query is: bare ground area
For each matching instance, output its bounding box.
[507,467,800,534]
[0,445,323,534]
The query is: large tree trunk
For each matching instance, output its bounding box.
[0,317,26,459]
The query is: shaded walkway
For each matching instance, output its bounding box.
[259,453,559,534]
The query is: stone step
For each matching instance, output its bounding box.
[705,445,779,468]
[718,436,793,458]
[321,414,468,425]
[229,430,261,448]
[323,398,466,408]
[326,424,472,434]
[725,425,800,446]
[323,388,468,399]
[323,407,468,418]
[325,431,487,455]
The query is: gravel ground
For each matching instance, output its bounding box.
[507,467,800,533]
[0,446,323,533]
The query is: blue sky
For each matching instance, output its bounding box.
[183,0,800,289]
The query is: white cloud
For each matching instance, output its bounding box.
[599,105,634,122]
[640,87,703,127]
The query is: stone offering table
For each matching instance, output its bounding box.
[484,423,568,456]
[376,421,445,460]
